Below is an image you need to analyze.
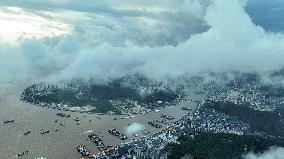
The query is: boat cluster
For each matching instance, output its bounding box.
[161,114,175,120]
[56,113,70,118]
[108,128,128,140]
[88,134,108,151]
[148,120,162,128]
[77,145,91,157]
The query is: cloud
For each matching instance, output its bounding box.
[243,147,284,159]
[0,43,29,82]
[1,0,284,84]
[0,0,209,46]
[51,0,284,81]
[125,123,145,136]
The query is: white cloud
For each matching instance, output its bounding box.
[0,0,284,84]
[0,6,70,42]
[0,0,209,46]
[243,147,284,159]
[125,123,145,136]
[52,0,284,81]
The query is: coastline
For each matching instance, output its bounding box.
[0,81,203,159]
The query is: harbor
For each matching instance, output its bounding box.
[0,81,203,159]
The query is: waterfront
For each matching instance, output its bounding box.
[0,81,203,159]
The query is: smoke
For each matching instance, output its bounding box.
[0,0,284,84]
[125,123,145,136]
[243,147,284,159]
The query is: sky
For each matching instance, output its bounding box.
[246,0,284,34]
[1,0,284,84]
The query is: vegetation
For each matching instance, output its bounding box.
[89,81,140,101]
[204,101,284,137]
[162,132,284,159]
[21,76,181,114]
[22,86,116,114]
[272,68,284,78]
[260,85,284,97]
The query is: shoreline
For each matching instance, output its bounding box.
[0,82,203,159]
